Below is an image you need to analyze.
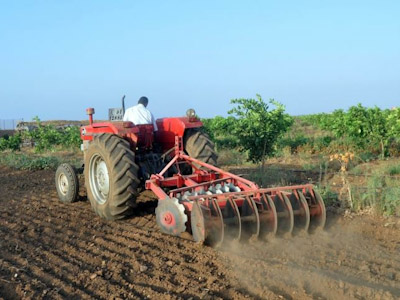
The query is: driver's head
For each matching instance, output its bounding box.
[138,96,149,107]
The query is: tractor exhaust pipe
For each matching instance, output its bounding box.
[122,95,126,115]
[86,108,95,125]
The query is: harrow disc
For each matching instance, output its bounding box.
[221,198,241,242]
[258,194,278,240]
[240,196,260,240]
[191,201,206,243]
[194,198,224,247]
[155,197,188,236]
[273,193,294,235]
[289,191,310,233]
[307,189,326,231]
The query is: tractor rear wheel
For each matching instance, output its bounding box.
[84,133,140,220]
[184,129,218,168]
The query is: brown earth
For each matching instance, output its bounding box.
[0,166,399,300]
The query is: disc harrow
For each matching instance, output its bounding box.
[146,139,326,246]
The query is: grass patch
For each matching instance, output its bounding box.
[358,151,378,163]
[388,164,400,175]
[0,152,61,170]
[349,164,366,175]
[301,162,320,172]
[0,151,82,171]
[218,149,248,166]
[350,171,400,216]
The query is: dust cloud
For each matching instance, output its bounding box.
[218,214,400,299]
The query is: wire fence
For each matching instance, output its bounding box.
[0,119,22,130]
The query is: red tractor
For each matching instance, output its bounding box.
[55,106,326,246]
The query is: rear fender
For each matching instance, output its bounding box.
[155,117,203,151]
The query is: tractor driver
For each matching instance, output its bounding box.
[123,96,158,131]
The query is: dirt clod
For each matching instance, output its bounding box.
[139,265,148,272]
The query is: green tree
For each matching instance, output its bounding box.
[228,94,293,182]
[201,116,238,149]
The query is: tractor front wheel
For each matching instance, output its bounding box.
[84,133,140,220]
[55,163,79,203]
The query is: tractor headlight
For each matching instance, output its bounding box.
[186,108,196,119]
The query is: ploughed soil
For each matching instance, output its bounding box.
[0,166,399,300]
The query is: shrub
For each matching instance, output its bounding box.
[27,117,81,152]
[201,116,239,150]
[358,151,378,163]
[0,134,22,151]
[351,172,400,216]
[277,134,309,153]
[60,126,81,149]
[315,185,339,208]
[312,136,333,152]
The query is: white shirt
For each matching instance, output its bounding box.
[123,103,158,131]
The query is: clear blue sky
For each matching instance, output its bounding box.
[1,0,399,121]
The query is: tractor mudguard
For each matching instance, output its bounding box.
[80,121,139,147]
[155,117,203,152]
